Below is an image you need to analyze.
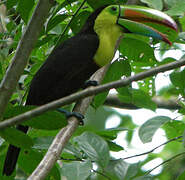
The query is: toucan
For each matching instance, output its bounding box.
[2,4,177,176]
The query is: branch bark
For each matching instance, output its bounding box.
[0,0,53,119]
[0,57,184,130]
[104,94,181,110]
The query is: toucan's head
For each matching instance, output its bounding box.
[93,5,178,45]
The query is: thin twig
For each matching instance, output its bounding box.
[58,136,182,162]
[60,157,83,161]
[93,169,112,180]
[123,136,183,160]
[0,57,184,130]
[146,152,185,174]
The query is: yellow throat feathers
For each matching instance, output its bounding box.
[93,11,122,67]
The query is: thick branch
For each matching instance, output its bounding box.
[0,58,184,130]
[0,0,52,118]
[104,94,181,110]
[27,65,110,180]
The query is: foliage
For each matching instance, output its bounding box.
[0,0,185,179]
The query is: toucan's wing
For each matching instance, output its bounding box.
[26,33,99,105]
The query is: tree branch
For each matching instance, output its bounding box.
[123,136,183,160]
[104,94,181,110]
[146,152,185,175]
[0,0,53,119]
[0,58,184,130]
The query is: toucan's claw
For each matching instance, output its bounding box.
[83,80,99,89]
[57,108,84,125]
[67,112,84,125]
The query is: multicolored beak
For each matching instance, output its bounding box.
[117,5,178,45]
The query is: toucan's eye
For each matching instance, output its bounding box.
[111,6,117,11]
[108,6,118,15]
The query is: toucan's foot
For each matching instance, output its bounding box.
[57,108,84,125]
[83,80,98,89]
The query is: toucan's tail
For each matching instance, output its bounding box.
[3,125,28,176]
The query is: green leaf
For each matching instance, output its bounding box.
[132,89,157,111]
[118,88,157,110]
[139,116,171,143]
[97,127,128,140]
[183,130,185,148]
[18,149,43,173]
[123,89,157,111]
[87,0,115,9]
[23,110,67,130]
[120,38,156,63]
[179,16,185,32]
[158,57,177,65]
[4,105,67,130]
[164,0,180,7]
[133,175,153,180]
[165,2,185,16]
[105,159,129,180]
[46,14,68,33]
[35,34,56,48]
[70,11,91,34]
[61,160,92,180]
[74,132,110,168]
[63,143,83,159]
[60,0,77,7]
[170,69,185,95]
[93,60,131,108]
[163,120,185,139]
[33,136,53,150]
[0,127,33,149]
[117,87,132,103]
[106,140,124,152]
[17,0,35,24]
[141,0,163,10]
[56,0,65,4]
[176,171,185,180]
[125,163,139,180]
[18,149,60,179]
[7,0,17,9]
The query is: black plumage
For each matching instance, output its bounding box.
[26,34,99,105]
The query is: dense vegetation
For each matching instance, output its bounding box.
[0,0,184,179]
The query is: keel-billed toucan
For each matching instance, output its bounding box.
[3,5,177,176]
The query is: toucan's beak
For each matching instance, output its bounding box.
[117,5,178,45]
